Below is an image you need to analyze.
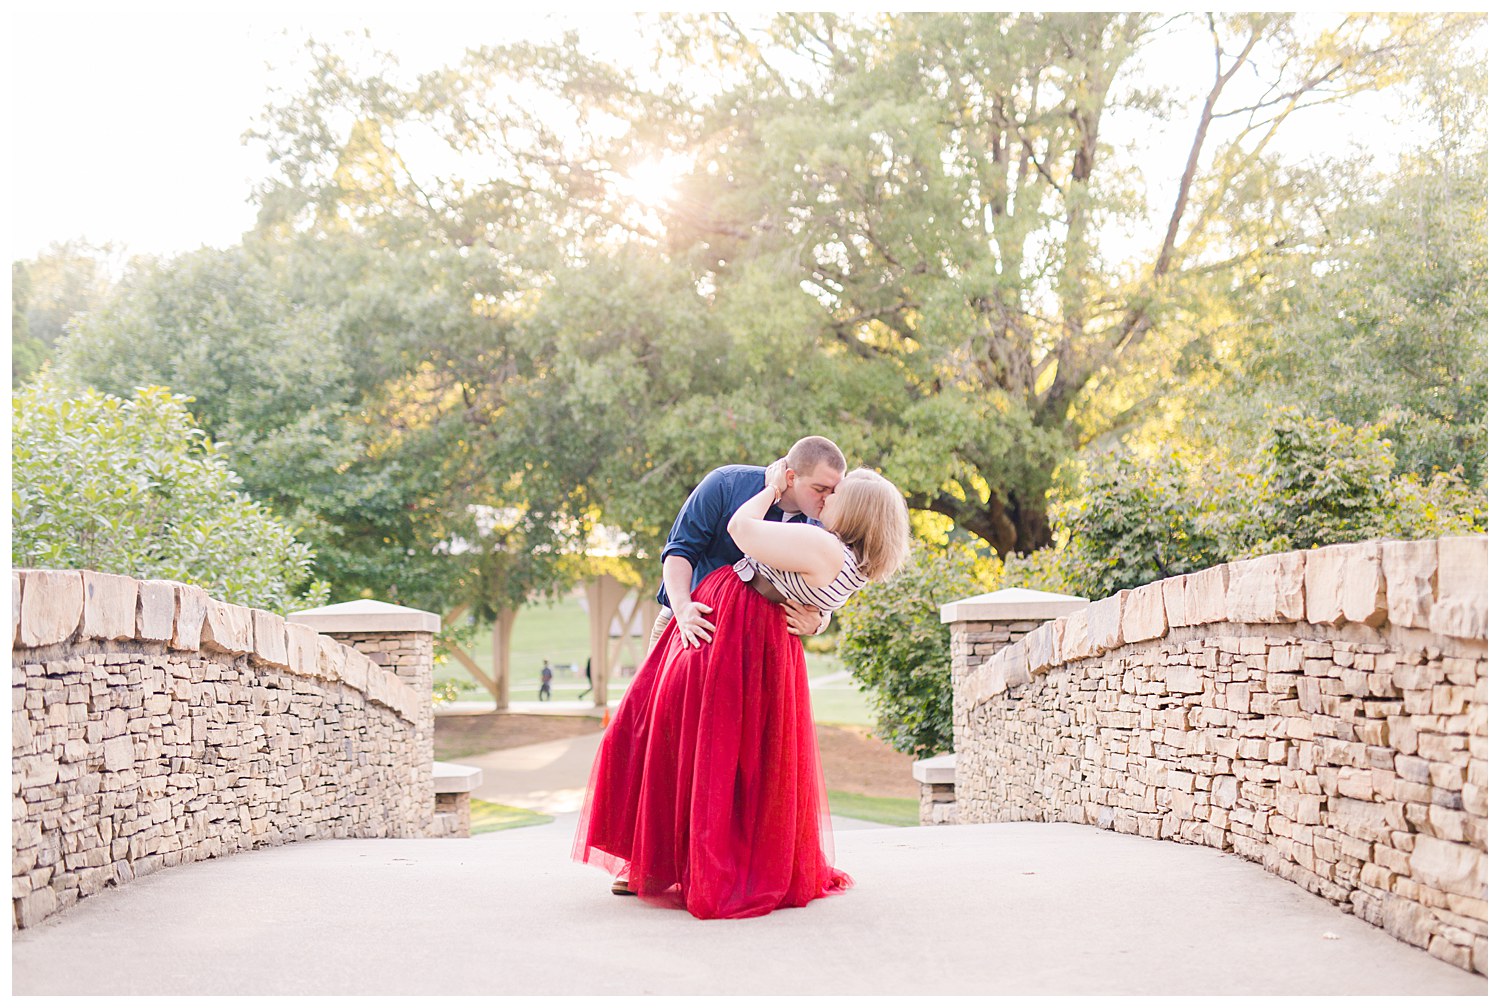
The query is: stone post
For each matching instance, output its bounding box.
[288,599,440,818]
[936,587,1088,824]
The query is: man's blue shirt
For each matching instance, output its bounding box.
[655,464,815,606]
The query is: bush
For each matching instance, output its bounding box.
[12,378,328,613]
[1055,449,1222,599]
[838,541,987,757]
[1056,410,1486,597]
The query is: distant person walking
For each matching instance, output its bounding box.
[578,658,593,701]
[538,660,553,702]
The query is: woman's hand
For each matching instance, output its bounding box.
[765,458,789,502]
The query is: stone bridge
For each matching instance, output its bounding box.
[929,535,1487,977]
[9,538,1489,994]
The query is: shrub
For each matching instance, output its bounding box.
[12,378,328,613]
[1058,410,1486,597]
[1055,449,1222,599]
[838,540,987,757]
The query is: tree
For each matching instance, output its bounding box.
[246,15,1483,564]
[840,540,990,756]
[641,12,1481,555]
[11,378,327,613]
[11,241,118,386]
[1233,150,1488,482]
[53,236,524,611]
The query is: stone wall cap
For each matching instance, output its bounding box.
[912,753,956,784]
[941,587,1089,624]
[288,599,440,634]
[432,761,484,794]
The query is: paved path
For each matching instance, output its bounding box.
[11,734,1488,996]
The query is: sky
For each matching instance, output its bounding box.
[8,5,1451,266]
[8,2,643,262]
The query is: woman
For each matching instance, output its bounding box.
[572,464,910,919]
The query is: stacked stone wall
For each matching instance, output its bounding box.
[11,569,430,930]
[337,629,435,788]
[949,537,1487,975]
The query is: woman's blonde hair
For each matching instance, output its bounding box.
[826,468,910,582]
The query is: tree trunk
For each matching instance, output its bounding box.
[490,606,517,711]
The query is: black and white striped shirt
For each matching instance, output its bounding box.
[733,546,868,613]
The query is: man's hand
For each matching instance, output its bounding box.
[674,601,716,648]
[782,600,828,636]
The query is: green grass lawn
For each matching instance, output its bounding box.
[826,790,920,827]
[437,595,877,727]
[468,799,554,834]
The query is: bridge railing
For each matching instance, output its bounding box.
[941,537,1488,975]
[11,569,444,929]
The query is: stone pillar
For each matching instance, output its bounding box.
[938,587,1088,823]
[914,753,957,825]
[288,600,440,805]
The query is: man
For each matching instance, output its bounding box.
[648,435,846,652]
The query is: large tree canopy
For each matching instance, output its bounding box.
[36,13,1487,624]
[242,13,1481,558]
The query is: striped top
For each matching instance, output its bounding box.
[733,544,868,613]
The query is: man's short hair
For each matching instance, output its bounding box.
[786,436,846,476]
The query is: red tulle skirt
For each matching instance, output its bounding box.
[571,565,851,919]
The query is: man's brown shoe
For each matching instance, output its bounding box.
[611,879,635,896]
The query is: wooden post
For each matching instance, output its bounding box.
[491,605,517,712]
[583,574,631,715]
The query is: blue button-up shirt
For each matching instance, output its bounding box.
[655,464,816,606]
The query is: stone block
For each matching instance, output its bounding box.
[1383,540,1438,630]
[1304,543,1386,627]
[14,886,59,929]
[1057,609,1099,664]
[316,637,345,681]
[12,570,21,646]
[1087,592,1124,651]
[135,580,177,642]
[1211,775,1239,808]
[1183,566,1229,626]
[995,646,1032,691]
[252,610,290,668]
[1343,543,1387,627]
[1410,835,1486,899]
[171,583,209,651]
[366,661,389,706]
[1431,536,1487,640]
[1161,574,1189,628]
[79,570,138,640]
[1227,551,1307,625]
[19,570,84,647]
[1164,666,1203,695]
[1122,581,1167,644]
[1021,623,1057,672]
[201,598,253,655]
[1305,546,1345,626]
[102,736,134,772]
[285,623,321,677]
[341,648,369,693]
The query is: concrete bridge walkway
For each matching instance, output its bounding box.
[11,733,1486,997]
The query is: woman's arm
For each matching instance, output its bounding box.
[727,484,845,587]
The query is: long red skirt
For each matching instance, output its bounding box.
[571,565,851,919]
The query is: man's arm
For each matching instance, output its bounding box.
[658,469,734,648]
[663,554,716,648]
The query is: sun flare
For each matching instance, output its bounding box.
[618,154,692,209]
